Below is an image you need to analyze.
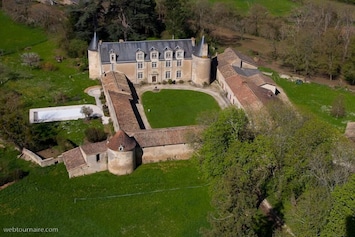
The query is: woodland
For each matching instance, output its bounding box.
[1,0,355,236]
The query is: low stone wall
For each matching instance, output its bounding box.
[21,148,62,167]
[142,144,193,164]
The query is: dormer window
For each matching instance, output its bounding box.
[109,49,116,63]
[119,144,124,151]
[136,49,144,61]
[175,48,184,60]
[151,51,158,60]
[164,48,172,60]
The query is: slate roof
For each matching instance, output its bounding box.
[99,39,195,63]
[129,126,202,148]
[88,32,98,51]
[62,147,86,171]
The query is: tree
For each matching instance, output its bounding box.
[80,106,93,119]
[196,107,250,179]
[322,174,355,236]
[331,95,346,118]
[162,0,190,38]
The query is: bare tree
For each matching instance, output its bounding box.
[80,106,93,119]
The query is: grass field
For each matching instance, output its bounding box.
[271,74,355,132]
[142,89,221,128]
[0,156,211,237]
[0,11,47,55]
[209,0,299,16]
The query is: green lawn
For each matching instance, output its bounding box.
[142,89,221,128]
[0,158,211,237]
[0,11,47,55]
[272,74,355,132]
[209,0,299,16]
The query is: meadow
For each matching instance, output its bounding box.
[271,73,355,132]
[141,89,221,128]
[0,154,211,237]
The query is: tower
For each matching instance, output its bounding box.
[88,32,101,79]
[106,130,136,175]
[191,36,211,86]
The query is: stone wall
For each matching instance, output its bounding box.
[21,148,62,167]
[141,144,193,164]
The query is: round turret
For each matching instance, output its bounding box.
[107,130,136,175]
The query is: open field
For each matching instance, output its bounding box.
[0,156,211,237]
[142,89,221,128]
[0,11,47,55]
[271,74,355,132]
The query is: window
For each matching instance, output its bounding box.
[136,52,144,61]
[96,154,100,162]
[138,72,143,79]
[176,70,182,78]
[165,60,171,68]
[137,62,143,69]
[165,71,171,79]
[165,51,172,59]
[152,61,157,68]
[151,52,158,59]
[176,50,184,59]
[177,60,182,67]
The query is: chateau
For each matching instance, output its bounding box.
[88,33,211,86]
[23,34,279,178]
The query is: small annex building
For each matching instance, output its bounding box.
[216,48,279,111]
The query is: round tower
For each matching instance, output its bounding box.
[88,32,101,79]
[107,130,136,175]
[191,36,211,86]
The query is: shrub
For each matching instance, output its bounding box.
[331,95,346,118]
[179,80,184,84]
[67,39,87,58]
[162,80,167,85]
[21,52,40,68]
[41,62,58,71]
[168,79,173,84]
[85,127,107,143]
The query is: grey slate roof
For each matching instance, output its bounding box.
[88,32,98,51]
[233,66,260,77]
[99,39,195,63]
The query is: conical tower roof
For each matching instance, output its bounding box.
[88,32,98,51]
[193,35,205,57]
[107,130,136,152]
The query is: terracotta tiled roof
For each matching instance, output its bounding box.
[80,141,107,155]
[217,48,256,67]
[107,130,136,151]
[130,126,202,148]
[109,91,141,132]
[101,71,141,132]
[101,71,131,96]
[225,75,263,110]
[62,147,87,171]
[248,73,275,87]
